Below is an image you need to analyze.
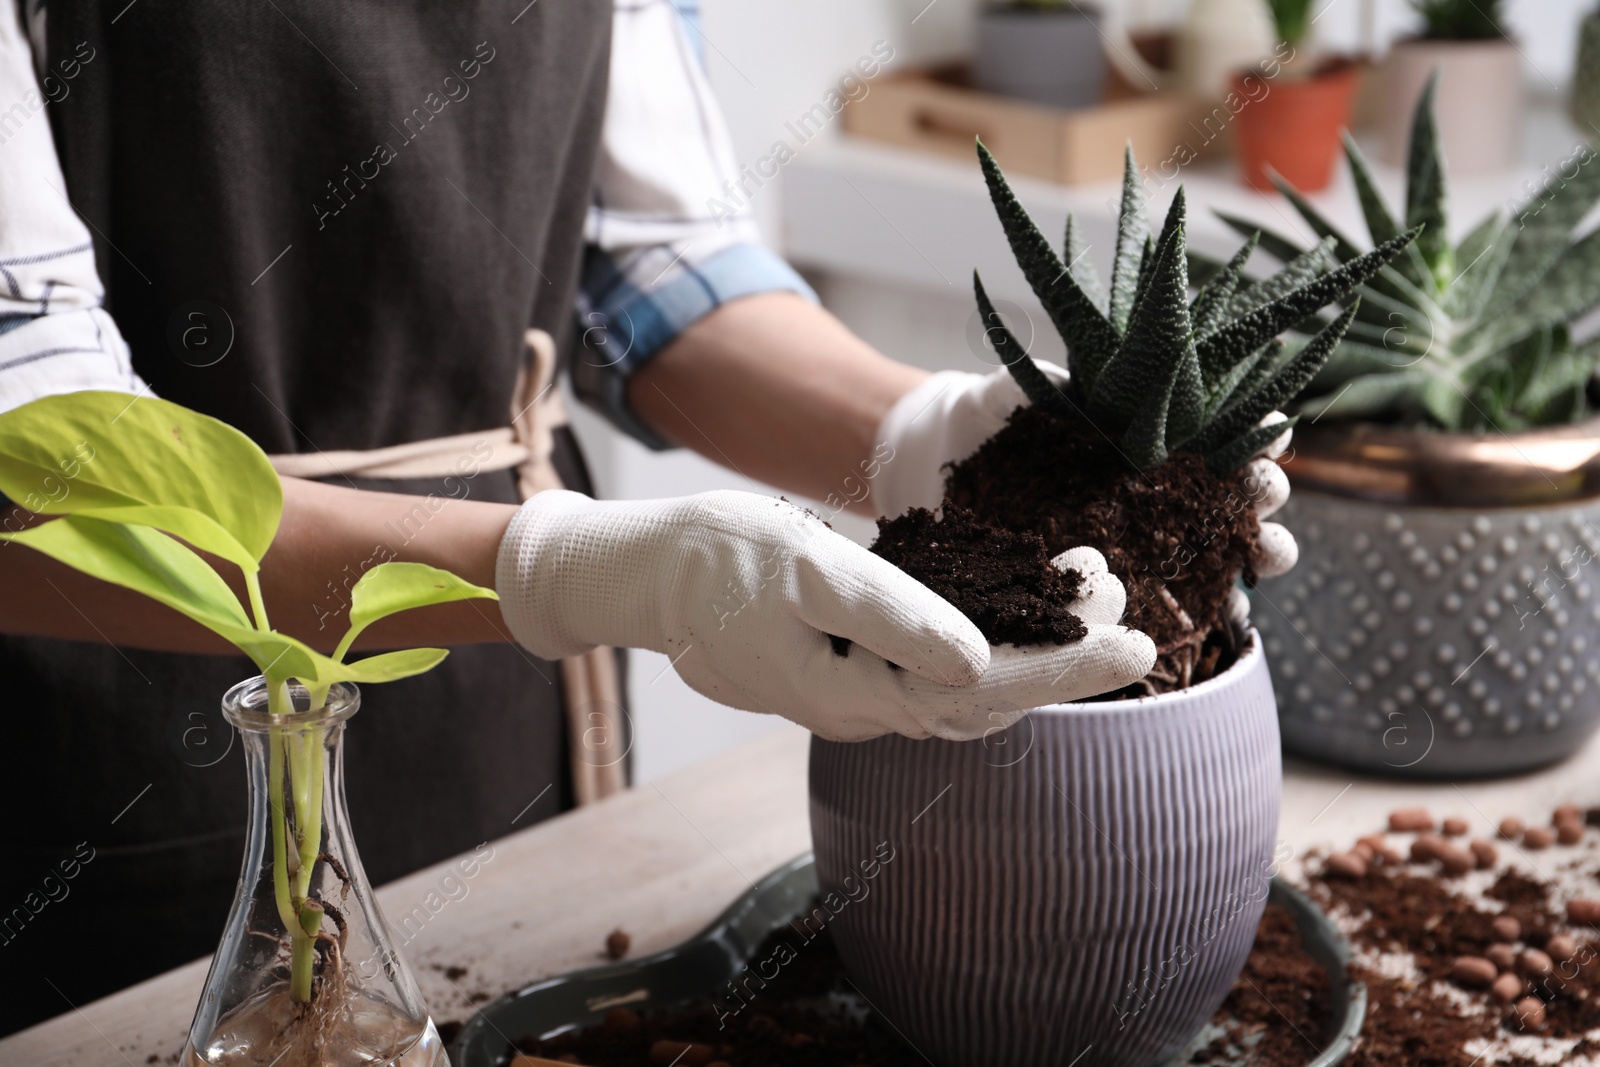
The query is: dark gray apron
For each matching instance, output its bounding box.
[0,0,611,1034]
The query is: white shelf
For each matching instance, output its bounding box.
[781,95,1582,312]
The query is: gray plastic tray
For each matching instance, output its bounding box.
[450,855,1364,1067]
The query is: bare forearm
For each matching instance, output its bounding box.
[0,477,520,655]
[628,292,925,512]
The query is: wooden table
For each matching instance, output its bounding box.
[8,728,1600,1066]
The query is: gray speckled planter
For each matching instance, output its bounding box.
[808,633,1281,1067]
[1257,489,1600,777]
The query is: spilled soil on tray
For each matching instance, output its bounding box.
[507,901,1327,1067]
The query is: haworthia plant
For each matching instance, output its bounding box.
[974,142,1414,472]
[0,391,497,1005]
[1205,74,1600,432]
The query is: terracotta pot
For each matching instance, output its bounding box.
[1256,419,1600,778]
[1232,63,1359,192]
[809,633,1281,1067]
[1378,38,1522,174]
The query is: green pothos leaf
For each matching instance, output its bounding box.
[0,391,281,570]
[1,515,450,689]
[335,561,498,661]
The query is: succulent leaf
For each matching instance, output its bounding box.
[977,141,1119,387]
[1089,201,1192,431]
[1342,132,1435,291]
[1206,415,1300,475]
[1443,213,1512,319]
[1297,371,1432,421]
[974,271,1074,417]
[1206,340,1277,417]
[1490,147,1600,314]
[1227,237,1338,321]
[1191,303,1361,458]
[1108,145,1150,336]
[1063,214,1107,314]
[1404,74,1453,283]
[1215,210,1309,266]
[1197,230,1416,378]
[1268,171,1366,264]
[1087,197,1205,469]
[1192,233,1259,344]
[975,150,1413,475]
[1488,228,1600,345]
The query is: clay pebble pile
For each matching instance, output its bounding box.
[1311,801,1600,1065]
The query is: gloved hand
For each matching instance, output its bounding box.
[496,489,1155,741]
[871,365,1298,624]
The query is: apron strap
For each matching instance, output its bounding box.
[267,329,628,806]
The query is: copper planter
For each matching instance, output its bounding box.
[1257,420,1600,777]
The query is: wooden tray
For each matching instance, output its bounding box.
[842,66,1232,186]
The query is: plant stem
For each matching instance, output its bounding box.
[268,680,328,1005]
[244,571,271,632]
[266,689,299,941]
[290,902,324,1004]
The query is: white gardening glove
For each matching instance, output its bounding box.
[495,489,1155,742]
[873,365,1298,628]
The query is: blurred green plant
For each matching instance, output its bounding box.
[0,392,495,1005]
[974,142,1412,473]
[1409,0,1506,40]
[1201,75,1600,431]
[1267,0,1317,48]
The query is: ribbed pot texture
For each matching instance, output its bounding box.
[808,633,1281,1067]
[1258,490,1600,777]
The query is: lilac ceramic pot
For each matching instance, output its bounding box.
[809,631,1281,1067]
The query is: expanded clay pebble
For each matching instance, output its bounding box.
[1491,972,1525,1003]
[1523,826,1554,850]
[1558,820,1585,845]
[1450,956,1497,988]
[1436,844,1475,876]
[1324,852,1367,879]
[1356,834,1403,865]
[1469,840,1498,868]
[1389,808,1435,832]
[605,929,631,960]
[1513,996,1546,1031]
[1518,947,1554,979]
[1441,817,1469,837]
[1547,934,1578,961]
[1491,915,1521,942]
[1499,816,1526,839]
[1555,804,1583,824]
[1410,835,1445,862]
[1568,898,1600,925]
[1487,943,1519,971]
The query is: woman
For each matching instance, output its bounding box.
[0,0,1259,1035]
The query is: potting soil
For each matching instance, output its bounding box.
[942,405,1260,695]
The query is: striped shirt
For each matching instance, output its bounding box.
[0,0,814,445]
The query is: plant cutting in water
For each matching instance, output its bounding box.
[875,144,1413,693]
[0,392,495,1014]
[1207,76,1600,431]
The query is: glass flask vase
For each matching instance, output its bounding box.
[183,678,447,1067]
